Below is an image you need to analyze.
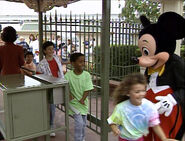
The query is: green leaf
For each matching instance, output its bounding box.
[121,0,160,23]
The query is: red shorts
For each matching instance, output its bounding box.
[119,136,144,141]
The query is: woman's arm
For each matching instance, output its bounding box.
[19,46,25,67]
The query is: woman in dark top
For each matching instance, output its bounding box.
[0,26,24,75]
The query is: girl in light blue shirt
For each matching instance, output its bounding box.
[107,73,177,141]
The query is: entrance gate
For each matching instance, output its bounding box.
[42,12,141,140]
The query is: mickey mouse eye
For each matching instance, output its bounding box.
[142,47,149,56]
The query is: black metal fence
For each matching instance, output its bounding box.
[43,13,141,79]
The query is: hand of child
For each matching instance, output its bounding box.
[70,94,74,101]
[79,99,85,105]
[111,126,120,136]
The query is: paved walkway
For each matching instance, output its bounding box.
[26,108,117,141]
[26,96,185,141]
[25,97,117,141]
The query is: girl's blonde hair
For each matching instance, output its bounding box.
[113,73,147,105]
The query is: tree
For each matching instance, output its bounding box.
[121,0,161,23]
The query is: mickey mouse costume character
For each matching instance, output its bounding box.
[136,12,185,141]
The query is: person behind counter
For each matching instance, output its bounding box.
[21,51,36,76]
[36,41,64,137]
[0,26,24,75]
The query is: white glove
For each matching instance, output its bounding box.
[155,94,177,117]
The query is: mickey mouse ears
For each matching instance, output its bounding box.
[140,15,151,27]
[158,12,185,40]
[140,11,185,40]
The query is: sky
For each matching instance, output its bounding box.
[0,0,125,15]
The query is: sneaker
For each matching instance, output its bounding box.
[50,132,56,137]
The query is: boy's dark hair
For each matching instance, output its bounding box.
[42,41,54,55]
[70,52,84,62]
[25,51,34,58]
[113,73,147,105]
[1,26,17,42]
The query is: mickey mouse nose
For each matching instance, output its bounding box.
[131,56,139,64]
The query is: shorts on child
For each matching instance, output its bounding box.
[119,136,143,141]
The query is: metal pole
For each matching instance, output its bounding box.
[100,0,110,140]
[38,0,43,61]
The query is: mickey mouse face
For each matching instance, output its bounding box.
[139,12,185,56]
[138,34,156,57]
[138,33,169,69]
[136,12,185,69]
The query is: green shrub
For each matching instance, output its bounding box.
[91,45,184,81]
[181,45,185,58]
[93,45,140,80]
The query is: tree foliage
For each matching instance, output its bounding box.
[121,0,161,23]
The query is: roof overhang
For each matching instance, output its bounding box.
[4,0,23,3]
[4,0,80,12]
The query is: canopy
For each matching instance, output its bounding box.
[4,0,80,12]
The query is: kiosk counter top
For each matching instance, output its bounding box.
[0,74,68,94]
[0,74,69,141]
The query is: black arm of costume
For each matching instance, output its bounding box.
[172,57,185,117]
[0,64,1,74]
[173,89,185,111]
